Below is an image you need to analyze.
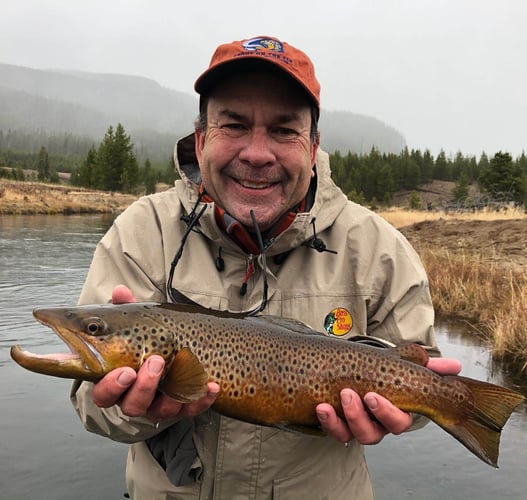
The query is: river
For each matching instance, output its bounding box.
[1,214,525,499]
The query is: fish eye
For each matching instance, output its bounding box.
[84,317,105,336]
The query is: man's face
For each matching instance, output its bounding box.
[195,72,319,231]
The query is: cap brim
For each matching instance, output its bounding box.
[195,58,317,108]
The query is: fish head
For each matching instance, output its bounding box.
[11,302,175,381]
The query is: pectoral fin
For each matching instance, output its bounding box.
[158,347,208,403]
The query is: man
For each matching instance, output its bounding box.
[72,36,460,499]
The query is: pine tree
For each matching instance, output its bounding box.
[37,146,50,181]
[75,146,98,187]
[479,151,527,203]
[81,123,140,192]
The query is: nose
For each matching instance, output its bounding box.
[238,129,275,166]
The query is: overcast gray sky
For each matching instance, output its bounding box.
[1,0,525,157]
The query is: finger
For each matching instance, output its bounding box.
[426,357,462,376]
[118,356,165,417]
[178,382,221,418]
[316,402,353,443]
[149,382,221,422]
[92,367,137,408]
[341,389,387,445]
[112,285,137,304]
[363,392,413,436]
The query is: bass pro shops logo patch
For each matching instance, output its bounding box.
[324,308,353,336]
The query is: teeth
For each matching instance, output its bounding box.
[238,179,273,189]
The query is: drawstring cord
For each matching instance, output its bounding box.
[167,202,333,313]
[167,201,269,313]
[167,193,207,304]
[246,210,269,314]
[239,258,255,297]
[302,217,337,254]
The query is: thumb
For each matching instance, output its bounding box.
[112,285,137,304]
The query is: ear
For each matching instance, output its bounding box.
[310,132,320,167]
[194,128,205,164]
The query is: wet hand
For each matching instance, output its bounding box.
[92,357,220,422]
[316,357,462,445]
[316,389,412,445]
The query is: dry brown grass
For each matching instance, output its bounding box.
[377,206,527,373]
[413,244,527,372]
[0,180,137,214]
[379,206,527,228]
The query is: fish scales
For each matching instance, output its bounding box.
[10,301,526,468]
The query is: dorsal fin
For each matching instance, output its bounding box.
[249,315,325,336]
[385,343,430,366]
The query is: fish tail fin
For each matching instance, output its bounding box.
[436,376,524,467]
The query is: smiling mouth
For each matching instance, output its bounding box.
[236,179,277,189]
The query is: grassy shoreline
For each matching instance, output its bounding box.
[381,208,527,376]
[0,179,137,215]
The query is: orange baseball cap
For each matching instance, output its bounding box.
[194,36,320,113]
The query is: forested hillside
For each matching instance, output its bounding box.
[0,62,406,162]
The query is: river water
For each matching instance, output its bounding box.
[1,215,526,500]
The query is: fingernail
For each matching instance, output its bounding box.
[341,390,352,406]
[317,411,328,421]
[117,370,135,387]
[364,394,378,410]
[208,386,220,397]
[147,357,164,375]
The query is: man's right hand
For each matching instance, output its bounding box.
[90,285,220,423]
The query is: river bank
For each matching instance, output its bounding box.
[0,179,137,214]
[386,210,527,374]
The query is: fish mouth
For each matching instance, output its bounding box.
[10,308,105,381]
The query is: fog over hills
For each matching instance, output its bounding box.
[0,62,406,161]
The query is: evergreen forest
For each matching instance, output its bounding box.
[1,125,526,207]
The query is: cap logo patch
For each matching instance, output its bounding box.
[242,37,284,53]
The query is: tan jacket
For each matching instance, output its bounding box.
[71,135,437,499]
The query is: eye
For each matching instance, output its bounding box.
[271,126,299,139]
[84,317,105,336]
[87,323,100,333]
[224,123,243,129]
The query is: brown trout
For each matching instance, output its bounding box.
[10,302,525,467]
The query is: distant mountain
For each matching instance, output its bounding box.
[0,62,406,161]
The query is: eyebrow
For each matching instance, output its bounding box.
[217,108,303,124]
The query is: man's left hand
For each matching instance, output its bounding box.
[315,357,462,445]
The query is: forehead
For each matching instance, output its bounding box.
[207,72,312,116]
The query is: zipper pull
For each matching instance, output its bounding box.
[240,256,255,296]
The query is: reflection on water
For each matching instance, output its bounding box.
[0,215,127,500]
[1,215,526,500]
[367,320,527,500]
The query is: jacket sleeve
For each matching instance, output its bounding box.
[366,230,441,357]
[70,197,176,443]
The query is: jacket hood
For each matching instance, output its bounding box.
[173,133,348,256]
